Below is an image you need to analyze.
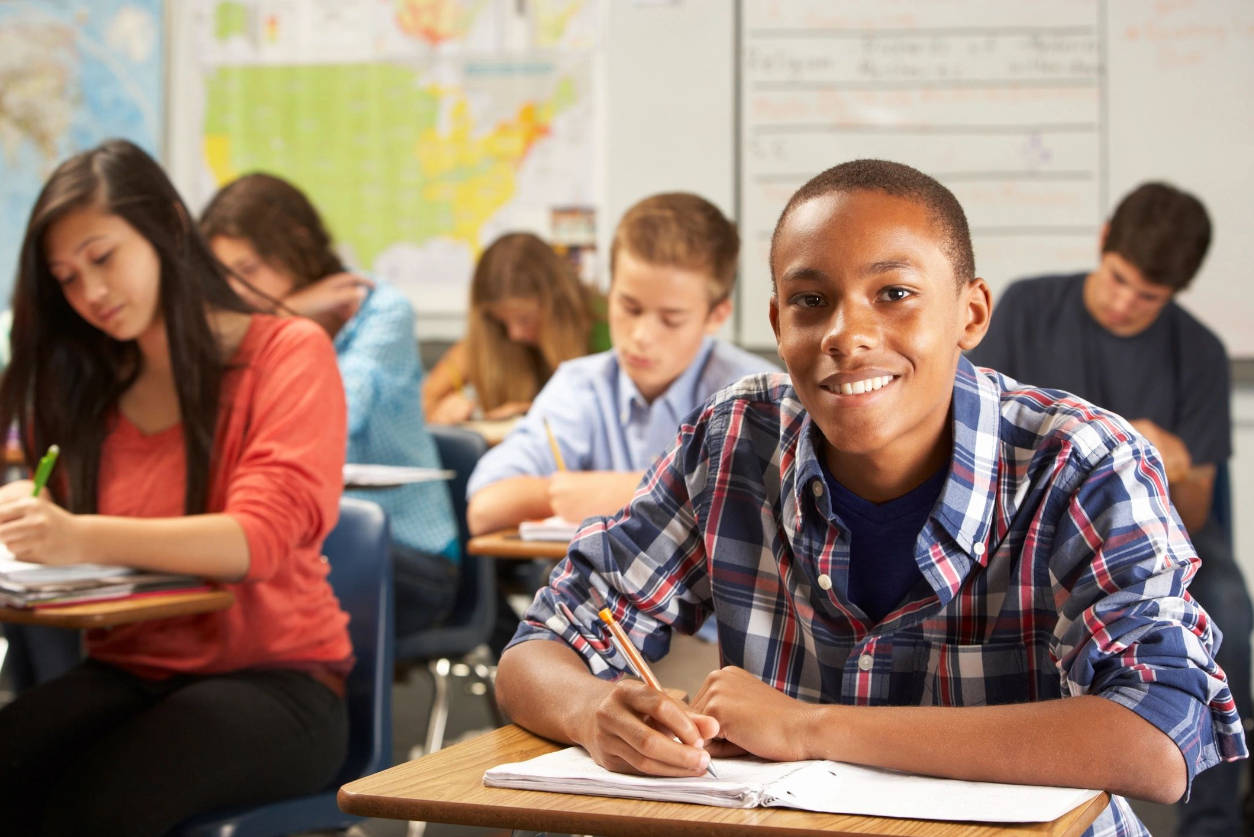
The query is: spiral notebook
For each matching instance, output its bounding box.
[483,746,1101,823]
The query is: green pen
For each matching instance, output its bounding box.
[30,444,60,497]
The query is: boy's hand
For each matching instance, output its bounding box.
[284,272,373,320]
[691,666,814,762]
[572,678,720,776]
[548,470,644,523]
[0,494,89,564]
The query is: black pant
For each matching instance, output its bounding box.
[0,659,348,837]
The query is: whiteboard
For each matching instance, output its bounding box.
[737,0,1254,356]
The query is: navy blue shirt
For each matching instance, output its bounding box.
[821,462,948,625]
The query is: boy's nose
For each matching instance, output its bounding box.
[820,304,876,355]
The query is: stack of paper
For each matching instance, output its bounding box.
[0,559,205,608]
[518,515,581,542]
[343,464,454,487]
[484,746,1102,822]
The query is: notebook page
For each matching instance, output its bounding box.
[763,760,1101,823]
[483,746,823,808]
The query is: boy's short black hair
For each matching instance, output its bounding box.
[1104,182,1211,292]
[770,159,975,286]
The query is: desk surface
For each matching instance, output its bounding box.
[466,528,568,560]
[0,588,235,628]
[339,724,1109,837]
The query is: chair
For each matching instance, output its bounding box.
[397,425,498,756]
[175,497,394,837]
[1214,460,1233,552]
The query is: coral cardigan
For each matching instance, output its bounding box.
[88,316,352,678]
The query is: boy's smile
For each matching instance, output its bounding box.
[769,189,990,501]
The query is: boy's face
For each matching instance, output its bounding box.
[608,248,732,402]
[1083,250,1173,337]
[769,190,989,493]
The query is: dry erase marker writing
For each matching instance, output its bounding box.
[542,417,566,471]
[588,585,718,778]
[31,444,60,497]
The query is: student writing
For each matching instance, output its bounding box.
[465,192,776,536]
[0,140,352,836]
[493,161,1247,837]
[200,172,460,635]
[424,231,610,424]
[967,182,1253,837]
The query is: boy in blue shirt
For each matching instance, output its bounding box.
[493,161,1246,836]
[466,192,776,535]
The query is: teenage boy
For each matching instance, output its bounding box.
[968,182,1251,837]
[493,161,1246,837]
[466,192,776,536]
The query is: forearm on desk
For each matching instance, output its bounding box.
[802,696,1185,804]
[78,513,251,581]
[467,476,553,535]
[497,639,615,744]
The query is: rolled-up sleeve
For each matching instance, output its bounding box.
[227,321,347,582]
[1050,432,1247,794]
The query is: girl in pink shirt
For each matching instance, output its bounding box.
[0,140,352,836]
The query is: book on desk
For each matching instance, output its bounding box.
[484,745,1102,824]
[0,558,207,609]
[518,514,581,542]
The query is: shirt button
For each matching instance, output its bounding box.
[811,480,824,497]
[973,542,986,555]
[817,573,832,591]
[857,653,874,671]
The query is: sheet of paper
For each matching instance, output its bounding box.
[518,515,581,542]
[342,464,454,487]
[483,745,1102,822]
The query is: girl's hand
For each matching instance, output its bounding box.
[0,493,90,565]
[573,678,720,777]
[483,400,531,420]
[284,272,373,320]
[428,392,476,424]
[690,666,816,762]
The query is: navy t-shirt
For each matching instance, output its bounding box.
[821,463,947,625]
[968,272,1231,466]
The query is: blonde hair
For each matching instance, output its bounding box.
[609,192,739,303]
[465,232,600,411]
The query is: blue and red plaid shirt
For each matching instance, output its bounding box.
[510,357,1247,837]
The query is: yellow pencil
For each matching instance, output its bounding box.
[543,417,566,471]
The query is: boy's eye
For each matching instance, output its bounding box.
[662,316,688,328]
[878,286,913,302]
[789,293,825,308]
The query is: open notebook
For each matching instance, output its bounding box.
[518,514,581,542]
[484,746,1102,823]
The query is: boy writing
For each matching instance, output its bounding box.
[968,182,1251,836]
[466,192,776,536]
[494,161,1246,837]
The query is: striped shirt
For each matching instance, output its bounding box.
[510,356,1247,837]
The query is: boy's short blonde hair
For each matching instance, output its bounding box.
[609,193,739,304]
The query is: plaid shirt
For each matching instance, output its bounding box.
[511,357,1247,837]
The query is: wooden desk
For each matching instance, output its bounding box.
[0,588,235,629]
[459,417,521,447]
[339,724,1109,837]
[467,528,568,560]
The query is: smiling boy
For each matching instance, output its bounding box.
[465,192,776,536]
[494,161,1246,837]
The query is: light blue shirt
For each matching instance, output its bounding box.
[336,279,458,561]
[467,338,779,496]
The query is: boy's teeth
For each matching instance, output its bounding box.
[839,375,891,395]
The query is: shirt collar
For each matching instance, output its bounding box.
[614,337,716,422]
[789,355,1000,569]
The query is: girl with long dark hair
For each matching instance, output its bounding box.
[0,139,351,835]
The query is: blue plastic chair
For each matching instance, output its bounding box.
[175,497,394,837]
[397,425,498,755]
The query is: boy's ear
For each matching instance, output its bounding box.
[704,297,733,334]
[956,277,992,351]
[769,294,781,343]
[1098,222,1110,253]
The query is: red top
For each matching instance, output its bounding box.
[87,315,352,677]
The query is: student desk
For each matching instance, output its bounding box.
[459,416,521,447]
[338,723,1109,837]
[0,589,234,629]
[467,528,568,561]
